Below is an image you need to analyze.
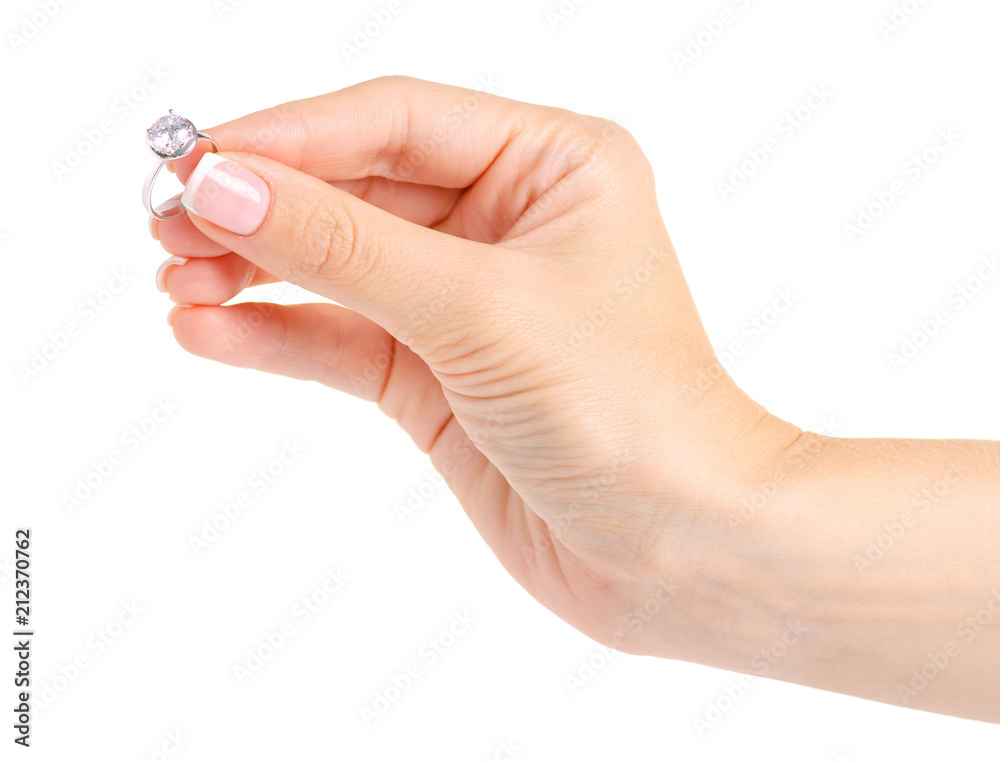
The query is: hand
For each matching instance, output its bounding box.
[150,76,1000,724]
[151,75,798,662]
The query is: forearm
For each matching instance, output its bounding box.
[714,433,1000,723]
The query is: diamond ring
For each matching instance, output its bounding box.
[142,110,220,221]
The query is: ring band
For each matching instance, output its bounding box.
[142,110,219,221]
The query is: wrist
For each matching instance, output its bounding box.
[617,377,812,663]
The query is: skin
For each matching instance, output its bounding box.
[151,76,1000,724]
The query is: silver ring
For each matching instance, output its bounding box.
[142,109,220,221]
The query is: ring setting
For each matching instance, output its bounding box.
[142,110,220,220]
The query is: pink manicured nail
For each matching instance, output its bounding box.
[181,154,270,235]
[167,303,193,327]
[155,256,189,293]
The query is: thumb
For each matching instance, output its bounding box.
[179,151,491,345]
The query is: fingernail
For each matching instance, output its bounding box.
[148,216,160,241]
[155,255,189,293]
[167,303,193,327]
[181,153,270,236]
[154,192,184,220]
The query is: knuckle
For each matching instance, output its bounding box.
[540,112,649,180]
[582,116,644,165]
[371,74,416,92]
[288,197,371,288]
[372,73,405,85]
[567,116,653,193]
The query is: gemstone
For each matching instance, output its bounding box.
[146,110,197,159]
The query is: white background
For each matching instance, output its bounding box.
[3,0,999,759]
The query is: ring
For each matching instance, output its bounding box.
[142,110,220,221]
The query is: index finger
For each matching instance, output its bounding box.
[173,75,538,189]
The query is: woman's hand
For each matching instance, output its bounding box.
[150,76,1000,723]
[152,75,797,663]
